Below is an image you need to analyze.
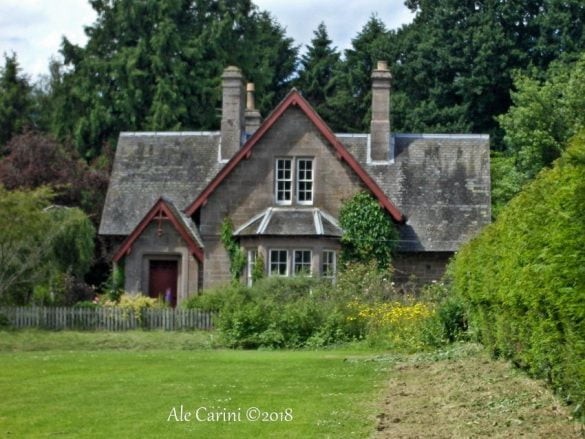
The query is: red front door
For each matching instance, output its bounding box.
[149,260,178,307]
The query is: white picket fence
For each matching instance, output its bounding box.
[0,306,214,331]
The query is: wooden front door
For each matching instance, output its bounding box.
[148,260,178,307]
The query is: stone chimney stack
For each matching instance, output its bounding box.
[244,82,262,135]
[370,60,392,161]
[220,66,245,161]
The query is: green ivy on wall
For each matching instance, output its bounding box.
[339,191,398,269]
[220,218,246,283]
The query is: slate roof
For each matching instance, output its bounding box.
[339,133,491,251]
[100,126,490,253]
[161,196,204,249]
[99,132,222,236]
[234,208,342,237]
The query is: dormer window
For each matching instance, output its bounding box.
[275,158,292,204]
[296,158,313,204]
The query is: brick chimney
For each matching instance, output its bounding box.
[244,82,262,136]
[370,61,392,161]
[220,66,245,161]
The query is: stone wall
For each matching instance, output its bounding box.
[392,251,453,287]
[123,221,199,304]
[200,106,367,288]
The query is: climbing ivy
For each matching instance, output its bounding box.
[339,191,398,269]
[251,253,265,284]
[220,218,246,283]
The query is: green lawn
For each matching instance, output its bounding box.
[0,331,389,438]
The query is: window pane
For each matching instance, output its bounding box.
[270,250,288,276]
[322,251,336,278]
[275,159,292,204]
[294,250,311,276]
[296,159,313,205]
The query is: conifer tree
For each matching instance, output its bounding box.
[295,22,340,123]
[0,54,33,150]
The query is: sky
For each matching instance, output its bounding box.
[0,0,414,80]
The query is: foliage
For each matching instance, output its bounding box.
[392,0,585,139]
[294,22,341,124]
[0,131,110,223]
[0,186,96,305]
[0,54,33,150]
[494,53,585,212]
[327,16,391,132]
[451,134,585,419]
[46,207,95,279]
[347,299,440,352]
[47,0,297,158]
[489,152,526,219]
[185,264,453,350]
[251,253,265,284]
[184,276,362,349]
[0,186,55,303]
[220,218,246,282]
[102,293,166,322]
[334,260,397,302]
[339,191,398,268]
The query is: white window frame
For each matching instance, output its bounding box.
[269,249,288,277]
[275,158,293,205]
[296,158,314,205]
[293,249,312,276]
[247,249,258,286]
[322,250,336,279]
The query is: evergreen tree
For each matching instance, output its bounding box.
[389,0,585,139]
[0,54,33,150]
[295,23,340,123]
[50,0,297,158]
[328,16,391,132]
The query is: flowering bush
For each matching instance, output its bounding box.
[347,300,442,351]
[102,293,165,314]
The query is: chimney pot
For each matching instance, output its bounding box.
[245,82,262,135]
[246,82,255,110]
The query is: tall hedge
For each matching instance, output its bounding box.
[451,132,585,419]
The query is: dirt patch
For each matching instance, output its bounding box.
[375,346,583,438]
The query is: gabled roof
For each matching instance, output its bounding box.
[113,197,204,263]
[234,207,342,237]
[184,90,404,222]
[99,132,222,236]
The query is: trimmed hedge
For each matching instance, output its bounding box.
[451,133,585,419]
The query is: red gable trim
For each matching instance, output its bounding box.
[113,198,204,263]
[185,90,404,222]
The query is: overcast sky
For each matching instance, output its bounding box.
[0,0,414,80]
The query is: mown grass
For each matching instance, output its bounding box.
[0,330,390,438]
[0,331,581,438]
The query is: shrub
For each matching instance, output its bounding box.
[187,277,366,349]
[421,280,469,343]
[451,133,585,419]
[102,293,166,323]
[339,191,399,268]
[347,299,443,352]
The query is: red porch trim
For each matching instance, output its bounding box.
[184,90,404,222]
[113,198,204,263]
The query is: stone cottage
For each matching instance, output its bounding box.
[99,62,491,306]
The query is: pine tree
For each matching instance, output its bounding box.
[389,0,585,139]
[328,16,391,132]
[295,23,340,123]
[50,0,298,158]
[0,54,33,150]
